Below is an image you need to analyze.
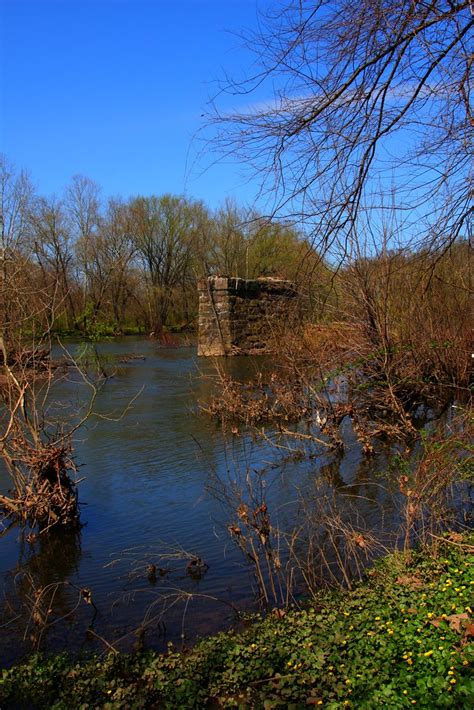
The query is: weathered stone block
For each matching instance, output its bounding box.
[198,275,296,357]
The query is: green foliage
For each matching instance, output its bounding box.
[1,534,472,708]
[78,301,111,342]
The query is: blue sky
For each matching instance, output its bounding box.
[0,0,265,208]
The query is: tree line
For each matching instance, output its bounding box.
[0,154,333,341]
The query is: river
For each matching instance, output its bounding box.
[0,337,428,665]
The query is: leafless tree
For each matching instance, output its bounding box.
[99,198,138,328]
[65,175,101,320]
[209,0,473,257]
[0,155,35,356]
[29,196,78,329]
[130,195,197,329]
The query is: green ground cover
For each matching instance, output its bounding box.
[1,533,472,709]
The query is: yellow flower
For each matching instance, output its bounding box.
[387,628,394,635]
[345,679,351,685]
[448,670,454,675]
[403,690,408,695]
[424,650,434,657]
[375,616,381,620]
[438,646,444,650]
[463,660,468,666]
[427,612,434,618]
[465,606,472,614]
[450,678,456,685]
[317,702,323,706]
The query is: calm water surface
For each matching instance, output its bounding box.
[0,337,404,665]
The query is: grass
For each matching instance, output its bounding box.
[1,532,472,709]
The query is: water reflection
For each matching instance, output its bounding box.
[0,527,87,662]
[0,338,468,665]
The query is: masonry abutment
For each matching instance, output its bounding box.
[197,276,297,357]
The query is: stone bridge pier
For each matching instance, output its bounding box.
[197,276,297,356]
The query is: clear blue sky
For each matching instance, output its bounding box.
[0,0,265,208]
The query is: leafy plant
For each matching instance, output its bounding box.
[1,533,472,709]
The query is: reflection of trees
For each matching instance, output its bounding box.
[318,444,401,537]
[19,524,82,585]
[206,421,408,603]
[1,526,87,649]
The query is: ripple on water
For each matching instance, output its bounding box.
[0,337,414,663]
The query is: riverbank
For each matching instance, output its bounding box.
[1,532,472,709]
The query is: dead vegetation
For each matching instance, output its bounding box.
[396,411,473,551]
[207,406,472,610]
[203,243,472,609]
[203,367,310,429]
[0,442,78,531]
[203,242,471,455]
[0,340,82,531]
